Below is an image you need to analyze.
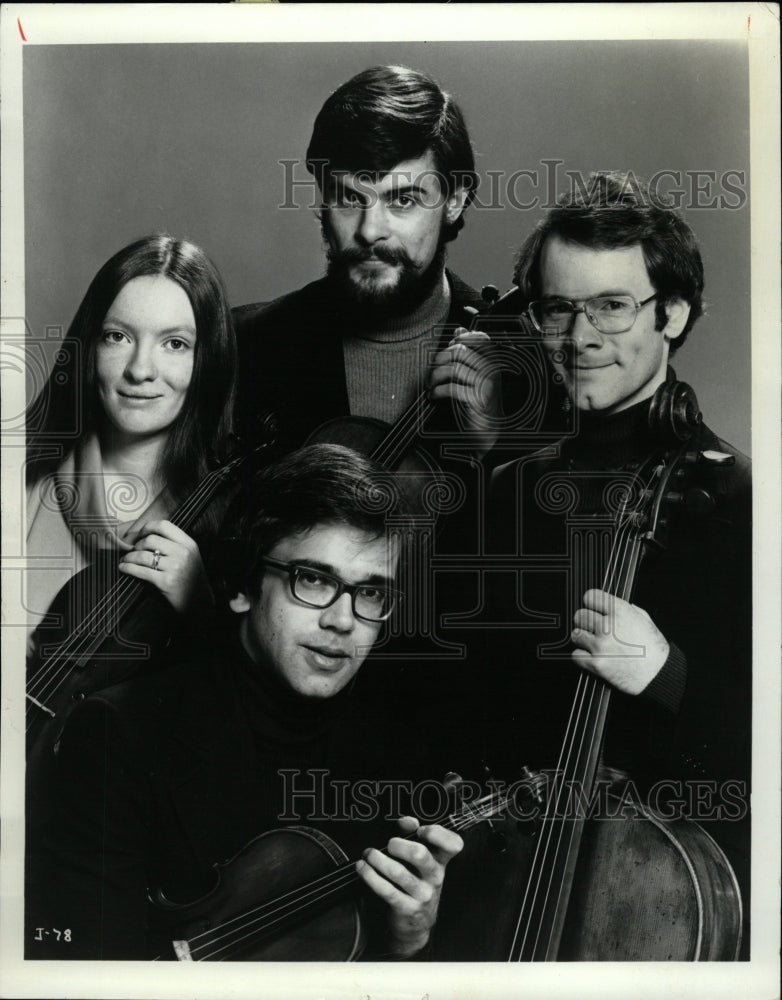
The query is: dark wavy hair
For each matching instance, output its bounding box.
[26,234,236,502]
[228,443,408,598]
[306,65,478,241]
[513,171,705,351]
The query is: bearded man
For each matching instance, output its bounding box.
[233,64,502,462]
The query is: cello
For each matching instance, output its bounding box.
[482,381,744,962]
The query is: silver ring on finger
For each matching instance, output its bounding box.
[152,549,162,571]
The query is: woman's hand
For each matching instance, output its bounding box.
[118,520,213,615]
[356,816,463,958]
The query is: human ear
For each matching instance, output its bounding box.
[662,298,690,343]
[444,184,470,226]
[229,592,251,614]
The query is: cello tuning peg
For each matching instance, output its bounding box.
[488,829,508,853]
[684,487,716,514]
[665,487,716,515]
[699,449,736,467]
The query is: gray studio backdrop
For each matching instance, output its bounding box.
[23,40,750,454]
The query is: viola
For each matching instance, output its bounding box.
[153,784,515,961]
[25,431,275,762]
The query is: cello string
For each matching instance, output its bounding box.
[509,671,604,960]
[185,791,512,959]
[525,516,639,959]
[508,500,643,960]
[541,499,648,958]
[507,669,597,960]
[510,511,635,959]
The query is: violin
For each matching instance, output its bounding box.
[153,784,517,961]
[305,284,546,515]
[473,381,744,962]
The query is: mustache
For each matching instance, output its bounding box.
[326,244,415,269]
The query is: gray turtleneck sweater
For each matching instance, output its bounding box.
[343,271,451,425]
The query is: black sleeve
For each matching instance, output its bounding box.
[26,696,153,959]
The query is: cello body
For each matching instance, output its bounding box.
[436,792,742,961]
[560,799,742,961]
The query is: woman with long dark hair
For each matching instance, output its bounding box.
[25,234,236,646]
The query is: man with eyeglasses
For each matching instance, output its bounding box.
[482,172,751,952]
[26,444,463,960]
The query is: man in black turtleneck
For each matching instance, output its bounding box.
[483,172,751,952]
[235,66,532,778]
[26,445,463,961]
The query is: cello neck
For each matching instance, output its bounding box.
[508,464,652,961]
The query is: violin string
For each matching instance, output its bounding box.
[189,811,502,959]
[374,318,495,460]
[371,391,435,468]
[190,801,511,961]
[186,791,509,954]
[509,487,645,960]
[184,792,510,960]
[370,392,426,465]
[27,465,229,719]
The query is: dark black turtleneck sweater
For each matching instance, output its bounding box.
[548,398,691,712]
[27,620,429,960]
[486,394,750,764]
[481,392,752,949]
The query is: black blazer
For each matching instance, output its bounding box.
[232,271,486,453]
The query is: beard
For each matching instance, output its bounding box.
[325,237,447,322]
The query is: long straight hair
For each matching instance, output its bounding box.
[26,235,237,509]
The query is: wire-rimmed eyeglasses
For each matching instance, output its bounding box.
[527,293,657,336]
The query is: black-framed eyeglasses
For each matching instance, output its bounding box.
[260,556,401,623]
[527,293,657,336]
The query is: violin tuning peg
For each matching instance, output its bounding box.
[481,762,498,786]
[520,765,547,805]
